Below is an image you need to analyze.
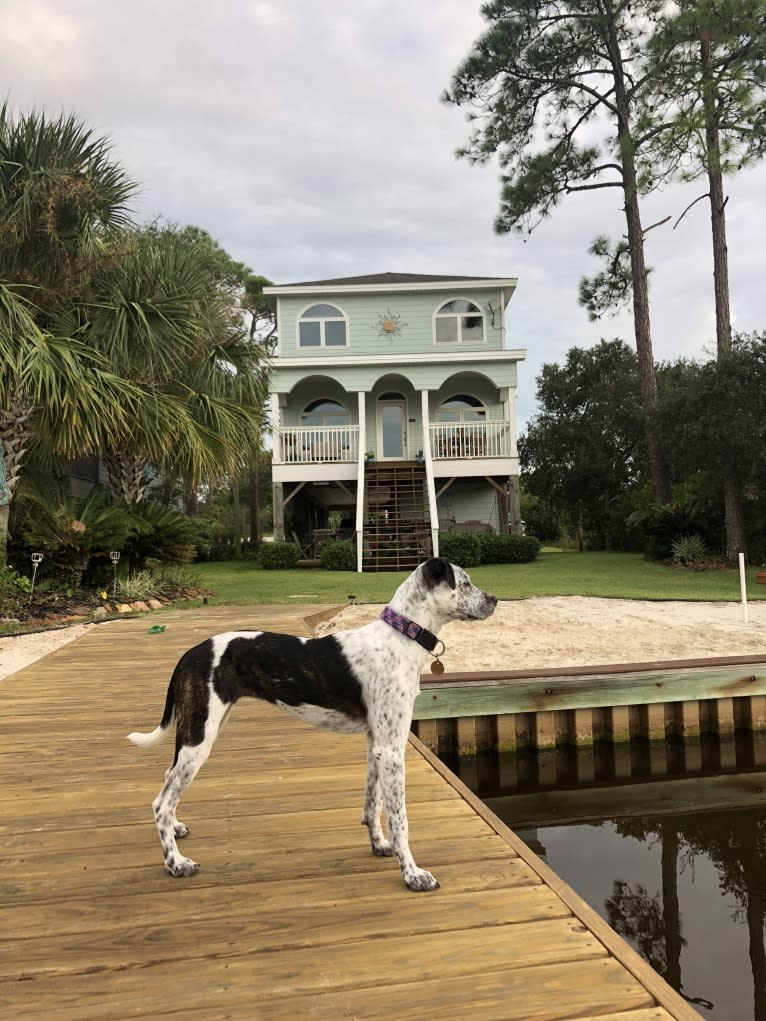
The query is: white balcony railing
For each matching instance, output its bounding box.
[279,425,359,464]
[429,421,511,459]
[275,421,513,464]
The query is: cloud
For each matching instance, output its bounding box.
[1,0,764,432]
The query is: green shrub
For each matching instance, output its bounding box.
[671,532,708,565]
[123,503,197,569]
[475,533,505,563]
[627,495,722,561]
[319,540,356,571]
[0,569,32,618]
[438,532,481,568]
[117,570,158,602]
[258,541,299,570]
[151,565,203,594]
[475,532,541,564]
[16,483,132,588]
[507,534,542,563]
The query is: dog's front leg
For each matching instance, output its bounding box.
[374,741,439,892]
[361,733,392,856]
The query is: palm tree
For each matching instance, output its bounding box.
[85,226,270,504]
[0,105,139,562]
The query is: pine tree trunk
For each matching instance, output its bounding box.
[701,34,747,560]
[607,15,671,503]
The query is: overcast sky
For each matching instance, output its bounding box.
[3,0,764,426]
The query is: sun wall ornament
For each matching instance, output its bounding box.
[373,308,407,340]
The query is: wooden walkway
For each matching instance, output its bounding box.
[1,605,702,1021]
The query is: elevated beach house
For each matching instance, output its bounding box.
[263,272,526,572]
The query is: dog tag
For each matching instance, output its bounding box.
[431,659,444,675]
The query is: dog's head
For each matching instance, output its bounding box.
[416,557,497,624]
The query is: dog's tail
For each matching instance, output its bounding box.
[127,679,175,748]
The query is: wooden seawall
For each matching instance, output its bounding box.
[1,606,701,1020]
[413,655,766,761]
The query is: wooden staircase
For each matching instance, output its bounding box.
[362,461,432,572]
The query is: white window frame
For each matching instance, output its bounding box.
[432,297,486,346]
[436,394,488,424]
[296,302,349,349]
[301,397,351,427]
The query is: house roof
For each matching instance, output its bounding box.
[267,272,513,288]
[263,272,518,303]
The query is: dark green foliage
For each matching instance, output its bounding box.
[671,533,708,566]
[258,541,299,570]
[438,532,481,568]
[0,569,32,618]
[627,493,723,561]
[579,237,636,321]
[123,502,198,569]
[319,540,356,571]
[521,340,647,550]
[477,533,541,564]
[15,482,133,588]
[188,516,242,562]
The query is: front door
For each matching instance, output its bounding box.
[377,398,407,459]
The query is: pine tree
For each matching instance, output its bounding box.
[444,0,672,500]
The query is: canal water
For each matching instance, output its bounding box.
[443,743,766,1021]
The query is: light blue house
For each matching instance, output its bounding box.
[263,272,525,571]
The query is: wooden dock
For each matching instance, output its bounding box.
[1,605,702,1020]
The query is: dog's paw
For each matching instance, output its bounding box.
[167,857,199,878]
[404,868,440,892]
[174,822,190,839]
[371,839,393,857]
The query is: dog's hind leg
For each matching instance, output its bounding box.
[170,703,234,841]
[361,733,392,857]
[152,691,232,877]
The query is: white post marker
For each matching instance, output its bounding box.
[739,551,749,625]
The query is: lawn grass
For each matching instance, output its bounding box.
[192,551,766,606]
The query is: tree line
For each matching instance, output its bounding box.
[0,105,274,568]
[519,334,766,561]
[444,0,766,561]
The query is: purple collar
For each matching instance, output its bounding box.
[380,606,439,653]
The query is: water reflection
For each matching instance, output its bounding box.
[446,744,766,1021]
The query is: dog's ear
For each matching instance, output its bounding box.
[421,557,456,590]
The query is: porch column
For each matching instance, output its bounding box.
[272,482,285,542]
[271,393,286,541]
[355,391,367,573]
[421,389,439,558]
[502,386,518,458]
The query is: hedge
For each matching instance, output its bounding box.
[438,531,541,566]
[258,541,300,569]
[319,540,356,571]
[437,532,482,568]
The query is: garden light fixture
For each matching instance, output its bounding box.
[30,552,43,600]
[110,550,121,597]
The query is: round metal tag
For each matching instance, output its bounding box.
[430,659,445,675]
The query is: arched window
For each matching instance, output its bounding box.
[435,395,488,457]
[437,395,487,423]
[433,299,485,344]
[301,399,350,427]
[298,303,348,347]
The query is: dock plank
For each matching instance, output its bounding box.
[1,606,702,1021]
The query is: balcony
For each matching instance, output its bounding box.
[279,425,359,464]
[275,421,514,465]
[429,421,512,459]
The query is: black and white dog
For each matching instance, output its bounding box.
[128,557,497,891]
